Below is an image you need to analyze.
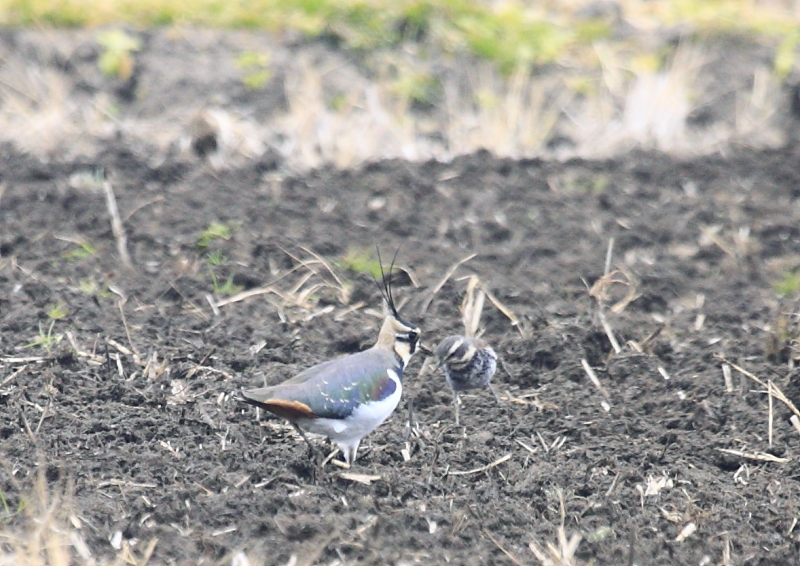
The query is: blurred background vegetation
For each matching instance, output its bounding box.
[2,1,800,167]
[2,0,800,72]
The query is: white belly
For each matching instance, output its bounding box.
[297,369,403,443]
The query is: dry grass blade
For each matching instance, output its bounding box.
[722,363,733,393]
[700,225,737,260]
[280,245,350,305]
[0,469,77,566]
[456,273,524,337]
[298,245,350,302]
[65,332,104,365]
[334,301,366,321]
[449,453,512,476]
[109,286,140,359]
[589,268,640,314]
[581,358,610,401]
[206,293,221,317]
[639,324,664,350]
[214,264,307,308]
[604,237,614,276]
[515,438,538,454]
[288,270,315,297]
[610,291,640,314]
[339,472,381,485]
[791,415,800,435]
[216,265,316,307]
[1,357,45,364]
[768,380,774,447]
[529,526,582,566]
[483,529,525,566]
[123,195,165,223]
[98,479,158,489]
[716,354,800,419]
[588,270,628,304]
[597,309,622,354]
[419,253,476,314]
[116,537,159,564]
[294,282,326,307]
[674,523,696,543]
[716,448,789,463]
[294,529,341,566]
[215,286,277,308]
[103,179,133,270]
[478,283,525,338]
[1,364,27,386]
[461,275,486,338]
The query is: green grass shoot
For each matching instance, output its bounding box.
[775,269,800,297]
[197,222,233,249]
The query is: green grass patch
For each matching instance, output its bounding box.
[23,320,64,351]
[77,277,114,298]
[0,488,10,523]
[236,50,273,90]
[337,247,386,279]
[391,66,438,106]
[775,29,800,79]
[0,487,26,524]
[96,28,141,79]
[210,272,243,295]
[197,221,233,249]
[204,250,242,295]
[62,239,97,261]
[775,269,800,297]
[47,302,69,320]
[4,1,797,72]
[206,250,227,266]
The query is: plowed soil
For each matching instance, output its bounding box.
[3,138,800,565]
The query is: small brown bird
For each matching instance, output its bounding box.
[432,276,500,425]
[434,335,498,425]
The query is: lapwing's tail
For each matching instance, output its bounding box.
[238,389,314,420]
[237,389,265,407]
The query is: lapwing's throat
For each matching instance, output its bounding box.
[375,315,419,368]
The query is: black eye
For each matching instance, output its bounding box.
[408,331,419,343]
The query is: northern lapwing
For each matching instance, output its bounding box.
[239,252,420,467]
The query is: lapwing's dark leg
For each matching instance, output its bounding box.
[403,395,416,441]
[291,423,323,466]
[488,383,502,403]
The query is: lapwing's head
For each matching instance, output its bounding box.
[373,248,420,366]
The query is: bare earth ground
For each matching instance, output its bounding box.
[3,135,800,565]
[2,27,800,566]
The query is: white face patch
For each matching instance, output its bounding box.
[447,338,465,358]
[460,345,476,363]
[394,341,412,366]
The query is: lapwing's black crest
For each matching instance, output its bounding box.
[373,246,400,319]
